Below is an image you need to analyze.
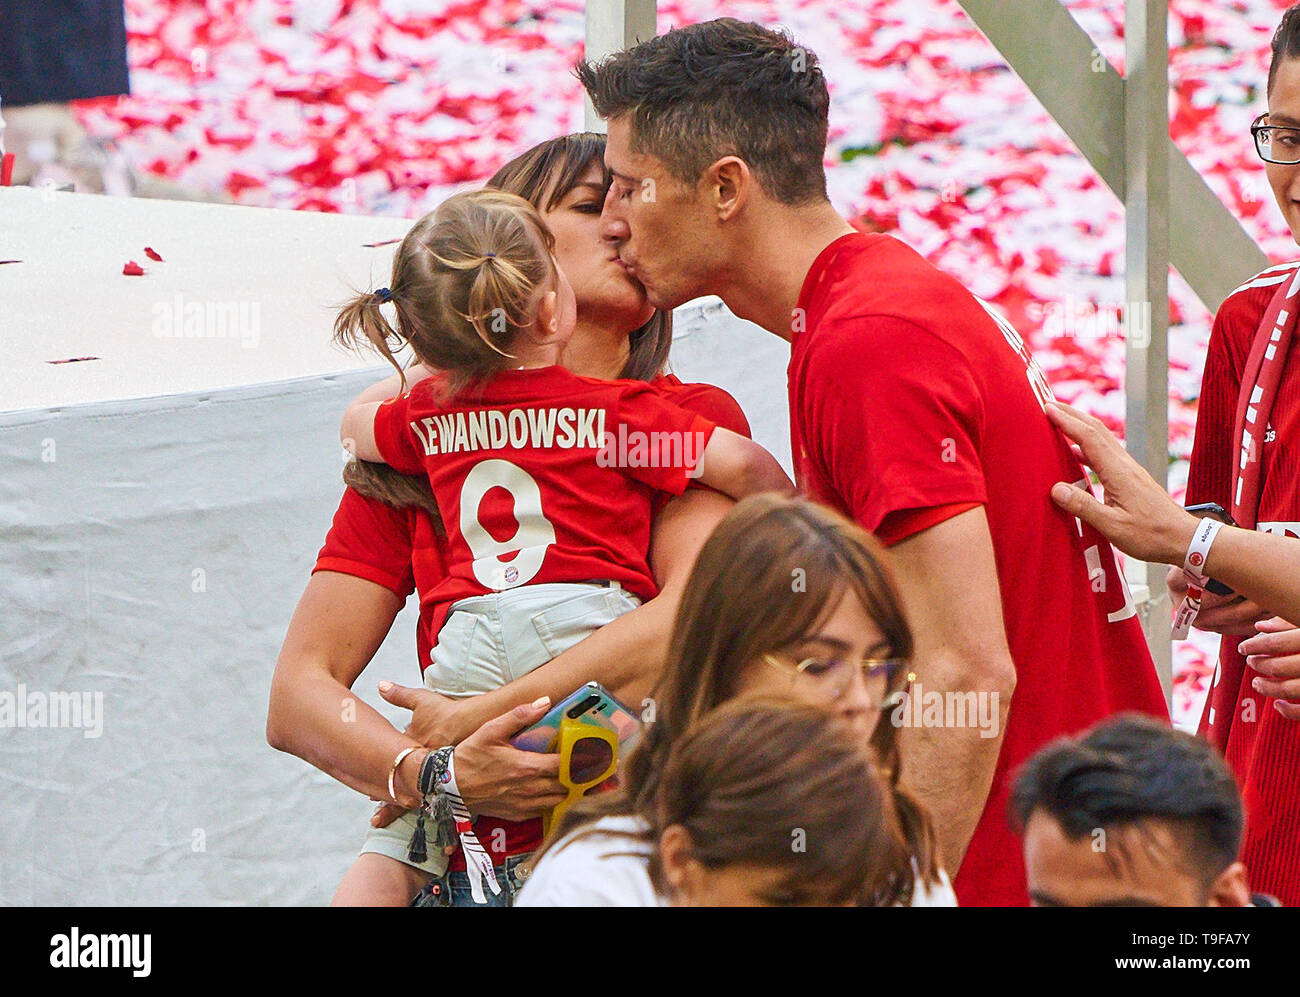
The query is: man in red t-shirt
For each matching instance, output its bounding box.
[1182,261,1300,907]
[581,19,1168,905]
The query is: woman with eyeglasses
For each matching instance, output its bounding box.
[1171,4,1300,908]
[515,493,956,906]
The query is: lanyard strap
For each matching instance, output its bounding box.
[1201,269,1299,743]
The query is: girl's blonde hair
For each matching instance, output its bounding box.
[333,188,559,397]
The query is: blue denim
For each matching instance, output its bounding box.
[413,853,534,908]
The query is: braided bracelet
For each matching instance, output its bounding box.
[408,746,456,865]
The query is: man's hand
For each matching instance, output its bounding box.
[1239,617,1300,720]
[1166,566,1272,636]
[378,680,482,747]
[1045,402,1198,565]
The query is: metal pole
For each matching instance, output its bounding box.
[583,0,657,132]
[1124,0,1173,700]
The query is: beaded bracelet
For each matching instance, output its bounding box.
[408,746,455,865]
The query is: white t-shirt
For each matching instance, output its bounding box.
[514,814,958,907]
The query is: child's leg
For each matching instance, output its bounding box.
[331,852,431,907]
[335,807,448,906]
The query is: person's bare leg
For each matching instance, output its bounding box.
[331,853,432,907]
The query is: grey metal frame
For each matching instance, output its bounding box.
[954,1,1270,698]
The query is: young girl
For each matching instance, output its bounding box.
[333,188,792,905]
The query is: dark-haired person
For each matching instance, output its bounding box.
[651,699,913,907]
[1011,713,1276,907]
[517,494,956,906]
[267,134,754,906]
[577,18,1166,906]
[1165,4,1300,908]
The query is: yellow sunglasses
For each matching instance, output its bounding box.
[544,714,620,835]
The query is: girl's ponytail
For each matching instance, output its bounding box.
[333,286,411,389]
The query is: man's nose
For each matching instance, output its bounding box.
[600,193,629,245]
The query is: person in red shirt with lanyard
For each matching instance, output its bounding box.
[579,18,1168,906]
[333,188,790,903]
[267,134,759,907]
[1174,5,1300,908]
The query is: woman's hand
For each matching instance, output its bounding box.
[378,680,483,747]
[1240,617,1300,720]
[450,700,567,820]
[371,698,565,828]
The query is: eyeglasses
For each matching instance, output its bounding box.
[544,715,619,835]
[762,652,911,709]
[1251,114,1300,164]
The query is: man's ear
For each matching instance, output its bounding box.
[1206,861,1252,907]
[708,156,750,222]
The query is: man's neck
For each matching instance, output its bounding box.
[716,204,858,342]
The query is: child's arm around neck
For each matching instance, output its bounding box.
[341,364,434,464]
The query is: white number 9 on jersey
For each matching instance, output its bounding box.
[459,459,557,590]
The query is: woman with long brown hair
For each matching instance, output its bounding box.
[266,133,755,906]
[517,493,955,906]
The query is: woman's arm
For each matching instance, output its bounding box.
[267,570,426,806]
[269,569,566,821]
[384,487,739,746]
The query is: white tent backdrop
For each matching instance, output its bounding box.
[0,188,790,905]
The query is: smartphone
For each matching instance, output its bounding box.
[1183,502,1235,596]
[511,681,643,756]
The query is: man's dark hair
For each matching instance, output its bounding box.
[575,18,830,205]
[1269,4,1300,95]
[1009,713,1243,886]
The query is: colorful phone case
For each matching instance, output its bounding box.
[511,681,642,756]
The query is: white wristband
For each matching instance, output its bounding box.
[1184,517,1225,580]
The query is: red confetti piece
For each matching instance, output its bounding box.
[123,261,145,276]
[144,247,164,262]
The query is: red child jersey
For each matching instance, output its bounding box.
[789,232,1169,907]
[1185,261,1300,907]
[316,378,745,874]
[373,365,716,643]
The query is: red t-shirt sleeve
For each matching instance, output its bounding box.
[875,501,983,547]
[661,382,752,438]
[313,487,417,598]
[804,317,988,533]
[373,394,427,477]
[1185,294,1252,509]
[610,383,717,494]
